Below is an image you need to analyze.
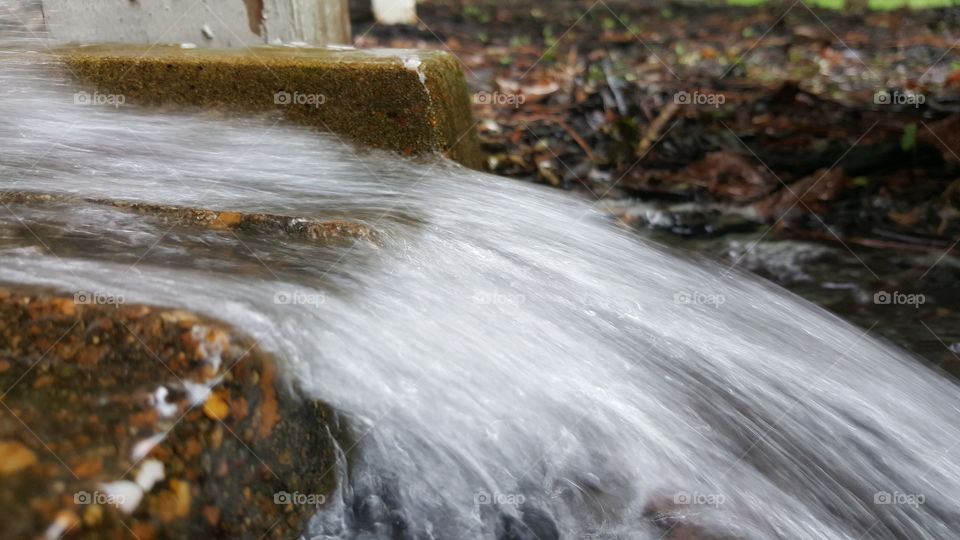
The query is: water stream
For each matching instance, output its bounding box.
[3,7,960,539]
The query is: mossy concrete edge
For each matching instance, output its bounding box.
[60,45,483,169]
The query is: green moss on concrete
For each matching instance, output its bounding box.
[61,45,482,169]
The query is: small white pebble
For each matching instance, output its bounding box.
[150,386,177,418]
[182,380,212,407]
[135,459,165,492]
[43,511,75,540]
[99,481,143,514]
[131,433,165,462]
[403,57,422,72]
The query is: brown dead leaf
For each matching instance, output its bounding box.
[685,151,776,200]
[0,441,37,475]
[203,393,230,421]
[76,345,107,368]
[754,168,847,219]
[170,479,191,518]
[888,207,926,227]
[202,506,221,526]
[211,212,243,229]
[495,77,558,105]
[256,363,279,439]
[52,298,77,316]
[921,114,960,163]
[71,457,103,478]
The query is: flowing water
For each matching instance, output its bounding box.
[3,6,960,539]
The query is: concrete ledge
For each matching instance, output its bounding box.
[61,45,482,169]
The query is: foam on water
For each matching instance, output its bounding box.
[3,6,960,538]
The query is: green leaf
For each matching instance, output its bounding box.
[901,123,917,152]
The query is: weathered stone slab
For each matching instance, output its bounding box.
[42,0,351,48]
[0,191,380,245]
[61,45,483,169]
[0,289,341,539]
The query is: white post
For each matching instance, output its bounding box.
[40,0,351,48]
[372,0,417,25]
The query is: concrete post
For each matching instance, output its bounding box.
[41,0,351,48]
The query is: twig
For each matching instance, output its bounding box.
[509,114,596,162]
[637,101,680,157]
[557,119,596,162]
[791,230,959,255]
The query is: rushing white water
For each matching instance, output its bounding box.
[3,8,960,539]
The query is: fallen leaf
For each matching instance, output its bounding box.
[211,212,243,229]
[203,393,230,421]
[202,505,221,526]
[754,168,847,219]
[170,478,191,518]
[686,151,776,200]
[256,363,279,439]
[0,441,37,475]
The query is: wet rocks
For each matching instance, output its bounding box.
[643,495,741,540]
[0,289,340,539]
[104,200,380,245]
[0,191,380,245]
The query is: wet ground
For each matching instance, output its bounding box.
[661,229,960,377]
[0,289,339,539]
[353,0,960,371]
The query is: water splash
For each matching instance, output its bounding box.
[3,10,960,539]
